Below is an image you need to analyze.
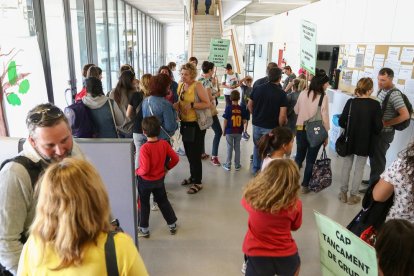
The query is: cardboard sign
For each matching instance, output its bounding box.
[314,211,378,276]
[300,20,317,75]
[208,39,230,68]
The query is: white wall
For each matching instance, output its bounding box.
[244,0,414,79]
[164,24,186,65]
[222,0,251,22]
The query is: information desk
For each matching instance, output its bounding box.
[327,88,414,168]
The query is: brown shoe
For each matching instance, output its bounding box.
[347,195,361,205]
[338,191,347,203]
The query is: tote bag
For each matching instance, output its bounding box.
[309,147,332,192]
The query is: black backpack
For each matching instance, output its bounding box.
[64,101,96,138]
[0,156,43,244]
[382,89,413,131]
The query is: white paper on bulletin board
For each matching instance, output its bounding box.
[364,45,375,66]
[387,47,401,61]
[400,47,414,63]
[398,65,413,80]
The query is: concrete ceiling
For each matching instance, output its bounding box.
[126,0,186,25]
[224,0,320,25]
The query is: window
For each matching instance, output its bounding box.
[108,0,119,87]
[94,0,110,92]
[126,4,133,66]
[0,0,48,136]
[118,0,126,66]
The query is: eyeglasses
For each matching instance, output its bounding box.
[27,106,64,125]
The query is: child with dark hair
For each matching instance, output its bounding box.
[222,90,248,171]
[75,63,96,102]
[375,219,414,276]
[240,76,253,141]
[136,116,179,238]
[258,127,294,171]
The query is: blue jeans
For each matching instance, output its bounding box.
[252,125,272,174]
[225,133,242,166]
[294,130,323,187]
[211,115,222,157]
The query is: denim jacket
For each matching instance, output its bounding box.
[142,96,178,140]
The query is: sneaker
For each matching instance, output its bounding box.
[245,132,251,139]
[250,154,253,162]
[138,228,150,238]
[176,148,186,156]
[301,186,310,194]
[241,261,247,274]
[242,132,249,141]
[235,164,242,171]
[222,163,231,171]
[210,156,221,166]
[169,223,177,235]
[347,195,361,205]
[201,153,210,160]
[338,191,347,203]
[151,202,159,211]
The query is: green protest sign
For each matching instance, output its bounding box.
[208,39,230,68]
[300,20,317,75]
[314,211,378,276]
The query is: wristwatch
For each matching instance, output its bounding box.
[191,102,194,109]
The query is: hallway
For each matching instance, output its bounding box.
[139,102,364,276]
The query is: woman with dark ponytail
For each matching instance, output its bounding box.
[258,127,294,171]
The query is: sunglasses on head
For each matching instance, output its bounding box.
[27,106,64,125]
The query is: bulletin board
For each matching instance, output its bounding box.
[337,44,414,103]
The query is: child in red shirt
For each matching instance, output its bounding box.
[242,159,302,276]
[136,116,179,238]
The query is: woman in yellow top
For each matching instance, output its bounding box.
[175,62,211,194]
[17,158,148,276]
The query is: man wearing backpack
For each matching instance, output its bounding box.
[0,103,85,275]
[221,63,240,106]
[367,68,411,189]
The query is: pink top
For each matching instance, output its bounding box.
[294,90,330,131]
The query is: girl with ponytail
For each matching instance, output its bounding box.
[258,127,294,171]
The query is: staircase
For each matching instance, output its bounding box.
[191,13,223,74]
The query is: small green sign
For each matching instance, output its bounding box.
[300,20,317,75]
[208,39,230,68]
[314,211,378,276]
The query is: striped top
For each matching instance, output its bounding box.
[377,87,406,132]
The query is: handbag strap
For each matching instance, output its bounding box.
[105,231,119,276]
[148,98,172,140]
[344,100,353,141]
[108,99,120,138]
[320,147,328,159]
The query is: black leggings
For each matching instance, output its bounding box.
[245,253,300,276]
[181,122,204,183]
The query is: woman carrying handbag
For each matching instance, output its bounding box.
[338,78,383,204]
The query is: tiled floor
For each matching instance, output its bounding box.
[139,107,366,276]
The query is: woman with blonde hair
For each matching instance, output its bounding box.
[242,159,302,276]
[338,77,383,204]
[175,62,211,194]
[17,158,148,275]
[127,73,152,169]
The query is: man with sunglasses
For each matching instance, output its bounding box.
[0,103,85,275]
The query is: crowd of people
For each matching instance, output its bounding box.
[0,55,413,275]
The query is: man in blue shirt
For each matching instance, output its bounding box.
[247,67,288,175]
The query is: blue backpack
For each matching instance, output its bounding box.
[64,102,96,138]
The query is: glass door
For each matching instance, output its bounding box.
[244,44,255,78]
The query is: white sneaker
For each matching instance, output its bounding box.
[241,261,247,274]
[151,202,159,211]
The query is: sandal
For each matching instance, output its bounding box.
[201,153,210,160]
[181,178,193,186]
[187,184,203,194]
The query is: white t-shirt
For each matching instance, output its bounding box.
[261,156,283,171]
[381,158,414,223]
[221,73,240,96]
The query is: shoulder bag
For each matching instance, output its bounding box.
[194,85,213,130]
[335,99,352,157]
[304,93,328,147]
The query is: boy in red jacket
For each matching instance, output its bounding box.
[136,116,179,238]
